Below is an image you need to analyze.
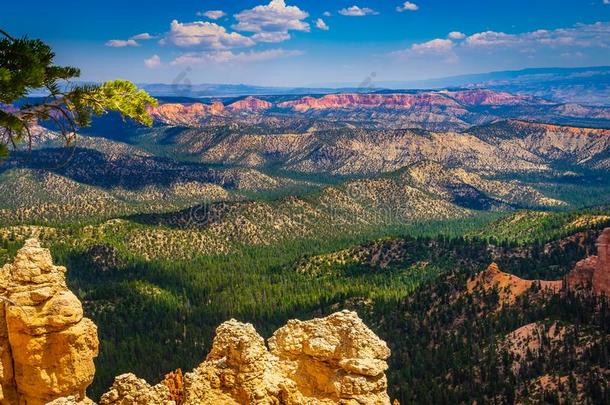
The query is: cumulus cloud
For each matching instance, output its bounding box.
[196,10,226,20]
[233,0,309,42]
[323,11,332,17]
[396,2,418,12]
[389,38,457,63]
[165,20,255,49]
[465,31,516,46]
[130,33,154,40]
[251,31,291,43]
[105,39,139,47]
[604,0,609,4]
[316,18,329,31]
[339,6,379,16]
[411,38,454,53]
[144,54,161,68]
[448,31,466,40]
[171,48,304,65]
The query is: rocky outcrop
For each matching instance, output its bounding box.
[99,374,174,405]
[268,310,391,404]
[101,311,391,405]
[0,239,99,405]
[469,228,610,308]
[567,227,610,295]
[467,263,562,307]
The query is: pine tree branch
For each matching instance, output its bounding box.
[0,29,15,41]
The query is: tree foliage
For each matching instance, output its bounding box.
[0,29,157,157]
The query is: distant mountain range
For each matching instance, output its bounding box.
[27,66,610,106]
[141,66,610,105]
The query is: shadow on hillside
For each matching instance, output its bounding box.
[0,147,222,191]
[122,200,241,229]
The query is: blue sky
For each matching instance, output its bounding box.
[3,0,610,86]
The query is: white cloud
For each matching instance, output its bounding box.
[448,31,466,40]
[464,22,610,48]
[389,38,456,62]
[396,1,418,12]
[465,31,516,46]
[323,11,332,17]
[130,33,154,40]
[165,20,255,49]
[105,39,139,47]
[251,31,291,42]
[604,0,609,5]
[196,10,226,20]
[389,21,610,66]
[233,0,309,43]
[144,54,161,68]
[339,6,379,16]
[171,49,304,65]
[411,38,454,53]
[316,18,329,31]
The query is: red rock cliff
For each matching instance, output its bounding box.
[567,227,610,295]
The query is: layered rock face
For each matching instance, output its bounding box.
[148,97,271,125]
[148,102,225,126]
[277,93,462,112]
[227,97,272,112]
[0,239,99,405]
[101,311,391,405]
[567,227,610,295]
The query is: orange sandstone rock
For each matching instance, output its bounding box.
[467,263,561,307]
[0,239,98,405]
[102,311,391,405]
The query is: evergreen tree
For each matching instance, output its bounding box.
[0,29,157,157]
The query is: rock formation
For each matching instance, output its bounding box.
[99,374,174,405]
[0,240,391,405]
[0,239,99,405]
[567,227,610,295]
[268,311,391,404]
[101,311,391,405]
[148,97,272,126]
[227,97,272,112]
[148,102,225,126]
[470,228,610,306]
[467,263,562,307]
[277,93,461,112]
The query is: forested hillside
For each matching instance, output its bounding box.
[1,208,608,401]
